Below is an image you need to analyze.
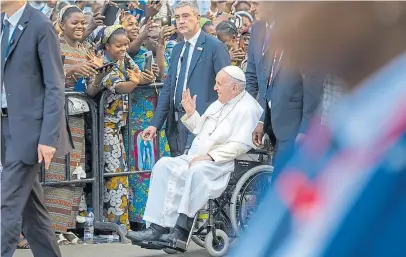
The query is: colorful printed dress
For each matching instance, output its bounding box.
[43,36,90,232]
[125,41,176,223]
[164,40,177,77]
[101,53,138,229]
[131,46,148,72]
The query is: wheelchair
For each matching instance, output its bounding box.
[138,148,274,256]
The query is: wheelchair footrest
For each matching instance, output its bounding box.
[135,241,164,250]
[138,240,187,252]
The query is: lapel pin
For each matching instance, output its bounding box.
[18,24,23,30]
[197,47,203,51]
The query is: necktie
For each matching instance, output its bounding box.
[1,19,10,83]
[175,41,191,111]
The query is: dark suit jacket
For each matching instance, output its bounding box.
[1,5,72,164]
[151,31,231,137]
[245,21,323,141]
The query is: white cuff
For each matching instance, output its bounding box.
[181,111,199,133]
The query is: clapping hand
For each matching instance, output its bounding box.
[90,52,103,68]
[127,68,142,84]
[182,89,197,118]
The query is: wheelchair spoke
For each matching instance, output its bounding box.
[237,171,272,230]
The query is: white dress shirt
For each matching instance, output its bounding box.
[2,4,26,108]
[173,29,202,103]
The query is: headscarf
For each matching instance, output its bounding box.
[102,25,125,46]
[200,17,211,28]
[234,11,254,23]
[58,5,83,27]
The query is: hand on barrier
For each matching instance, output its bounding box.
[38,144,56,170]
[181,89,197,118]
[142,126,157,141]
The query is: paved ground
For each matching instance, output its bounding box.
[13,243,210,257]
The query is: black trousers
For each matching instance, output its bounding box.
[167,111,195,157]
[1,117,61,257]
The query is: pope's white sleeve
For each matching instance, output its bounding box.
[181,111,202,134]
[208,142,252,164]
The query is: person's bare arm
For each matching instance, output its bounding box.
[127,22,150,55]
[114,81,139,94]
[155,44,165,79]
[81,12,104,42]
[155,25,175,79]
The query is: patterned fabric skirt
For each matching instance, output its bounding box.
[124,88,171,223]
[103,122,130,230]
[44,115,86,232]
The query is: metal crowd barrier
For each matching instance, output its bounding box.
[40,92,101,221]
[97,83,164,242]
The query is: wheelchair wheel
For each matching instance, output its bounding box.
[205,229,229,257]
[162,248,178,254]
[192,205,235,248]
[230,165,273,235]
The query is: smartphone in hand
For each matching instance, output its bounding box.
[161,15,171,27]
[144,51,153,71]
[96,62,115,73]
[101,4,120,26]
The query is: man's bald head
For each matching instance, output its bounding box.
[267,2,406,87]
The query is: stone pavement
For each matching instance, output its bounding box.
[13,243,209,257]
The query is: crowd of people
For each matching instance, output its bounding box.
[1,0,345,256]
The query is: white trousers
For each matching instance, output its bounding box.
[143,155,233,228]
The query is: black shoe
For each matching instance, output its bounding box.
[126,224,169,244]
[159,226,189,244]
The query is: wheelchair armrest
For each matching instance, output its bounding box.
[247,148,270,155]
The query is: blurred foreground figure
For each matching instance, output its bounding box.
[233,2,406,257]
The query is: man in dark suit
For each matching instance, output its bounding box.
[142,1,230,156]
[1,1,71,256]
[246,15,322,180]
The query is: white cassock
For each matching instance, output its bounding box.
[143,91,263,228]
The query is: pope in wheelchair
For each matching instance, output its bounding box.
[126,66,263,250]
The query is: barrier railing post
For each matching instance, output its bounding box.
[96,83,164,243]
[40,92,101,222]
